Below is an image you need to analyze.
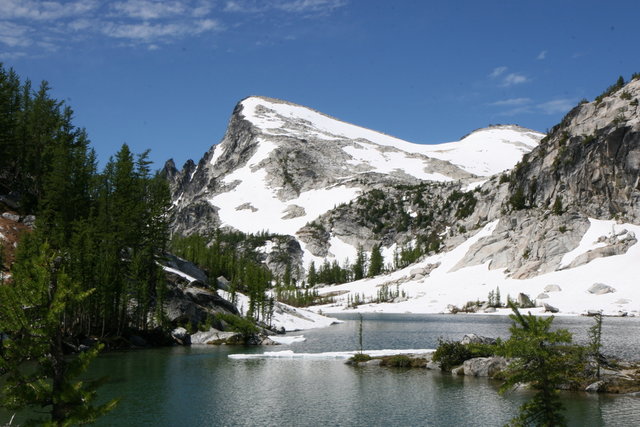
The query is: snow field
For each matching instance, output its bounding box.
[310,219,640,317]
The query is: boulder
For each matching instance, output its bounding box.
[171,327,191,345]
[544,303,559,313]
[1,212,20,222]
[463,357,508,377]
[410,267,426,277]
[536,292,549,299]
[544,284,562,292]
[216,276,231,291]
[588,283,616,295]
[517,293,534,308]
[460,334,497,345]
[22,215,36,226]
[191,329,242,345]
[482,307,497,313]
[451,365,465,375]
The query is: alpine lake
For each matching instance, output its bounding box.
[8,313,640,426]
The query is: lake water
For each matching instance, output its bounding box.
[7,313,640,425]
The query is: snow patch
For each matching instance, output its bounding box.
[228,348,434,360]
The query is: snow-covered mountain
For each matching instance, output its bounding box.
[165,96,543,273]
[166,77,640,316]
[308,77,640,316]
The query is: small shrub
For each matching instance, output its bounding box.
[432,339,498,372]
[381,355,412,368]
[621,91,632,100]
[433,339,473,371]
[559,225,567,233]
[552,196,563,215]
[349,353,372,363]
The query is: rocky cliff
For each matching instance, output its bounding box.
[165,96,542,276]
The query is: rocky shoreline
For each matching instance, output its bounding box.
[347,335,640,396]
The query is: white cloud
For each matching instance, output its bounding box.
[537,50,547,60]
[502,73,529,87]
[489,97,532,107]
[0,0,96,21]
[0,21,31,47]
[110,0,186,20]
[0,0,344,54]
[489,66,507,78]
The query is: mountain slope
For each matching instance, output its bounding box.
[306,76,640,316]
[166,96,543,274]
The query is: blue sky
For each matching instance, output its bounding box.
[2,0,639,169]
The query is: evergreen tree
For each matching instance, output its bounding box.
[307,261,317,287]
[367,244,383,277]
[498,302,578,426]
[353,245,366,280]
[0,239,117,425]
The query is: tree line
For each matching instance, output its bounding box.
[0,63,171,424]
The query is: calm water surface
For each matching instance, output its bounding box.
[7,314,640,426]
[87,314,640,426]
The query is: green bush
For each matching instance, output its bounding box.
[350,353,372,363]
[433,339,498,371]
[216,313,259,341]
[381,355,412,367]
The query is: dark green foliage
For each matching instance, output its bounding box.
[273,286,333,307]
[595,75,625,104]
[171,232,274,322]
[349,353,372,363]
[432,339,497,372]
[447,190,477,219]
[498,303,581,427]
[0,242,118,425]
[588,313,604,379]
[215,313,259,342]
[620,91,632,100]
[352,245,366,280]
[306,261,318,286]
[552,196,563,215]
[367,244,384,277]
[1,66,174,424]
[381,355,412,367]
[509,187,527,210]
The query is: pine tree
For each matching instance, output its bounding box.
[307,261,317,287]
[498,302,579,426]
[367,244,383,277]
[353,245,366,280]
[0,239,117,425]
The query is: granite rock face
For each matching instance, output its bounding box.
[165,79,640,286]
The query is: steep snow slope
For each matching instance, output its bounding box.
[175,97,542,239]
[310,219,640,317]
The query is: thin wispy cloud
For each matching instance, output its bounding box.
[0,0,347,55]
[489,66,507,78]
[537,50,547,60]
[502,73,529,87]
[488,98,532,107]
